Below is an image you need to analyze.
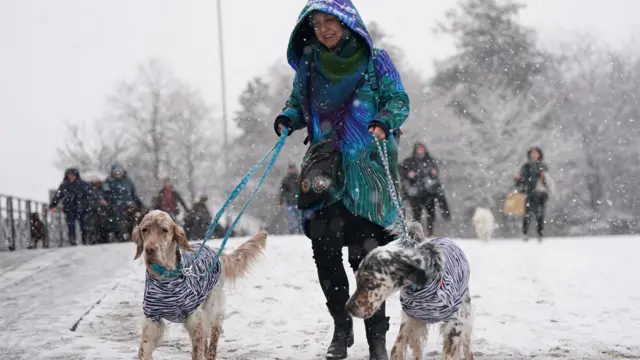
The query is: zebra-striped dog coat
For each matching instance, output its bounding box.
[400,237,470,324]
[143,244,222,323]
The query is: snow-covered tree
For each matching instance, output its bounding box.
[411,0,561,236]
[556,39,640,230]
[433,0,548,93]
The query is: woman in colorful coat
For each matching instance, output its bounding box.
[274,1,409,359]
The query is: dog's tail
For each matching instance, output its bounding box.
[220,231,267,285]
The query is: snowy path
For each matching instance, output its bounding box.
[1,235,639,359]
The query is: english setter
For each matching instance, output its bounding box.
[346,222,474,360]
[133,210,267,360]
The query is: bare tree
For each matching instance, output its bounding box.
[57,59,222,206]
[107,59,176,188]
[56,120,127,175]
[166,83,216,203]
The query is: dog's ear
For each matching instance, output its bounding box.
[132,226,143,260]
[173,224,193,252]
[405,264,428,287]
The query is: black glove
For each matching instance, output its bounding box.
[274,116,293,137]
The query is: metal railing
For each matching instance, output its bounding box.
[0,194,71,251]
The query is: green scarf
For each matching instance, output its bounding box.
[298,32,369,143]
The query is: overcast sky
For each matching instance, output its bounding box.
[1,0,639,202]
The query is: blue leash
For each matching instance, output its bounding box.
[188,128,289,279]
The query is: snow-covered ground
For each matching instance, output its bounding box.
[1,235,639,360]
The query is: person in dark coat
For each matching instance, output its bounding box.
[280,164,303,234]
[399,142,451,236]
[85,178,111,244]
[152,178,189,220]
[515,147,549,241]
[48,168,94,245]
[103,164,144,241]
[184,195,223,240]
[103,164,143,209]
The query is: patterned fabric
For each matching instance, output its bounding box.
[279,0,410,228]
[400,238,470,324]
[298,35,369,147]
[143,244,222,323]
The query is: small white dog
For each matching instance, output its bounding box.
[133,210,267,360]
[472,207,495,242]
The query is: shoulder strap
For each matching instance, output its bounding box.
[365,48,380,92]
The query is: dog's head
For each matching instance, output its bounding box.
[132,210,192,272]
[346,221,444,319]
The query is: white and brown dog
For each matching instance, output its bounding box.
[346,222,473,360]
[133,210,267,360]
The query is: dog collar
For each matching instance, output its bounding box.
[150,262,183,279]
[150,245,183,279]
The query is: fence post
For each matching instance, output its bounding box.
[41,204,50,248]
[25,200,32,249]
[58,211,64,247]
[6,197,15,251]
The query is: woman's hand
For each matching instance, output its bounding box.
[274,116,293,137]
[368,125,386,141]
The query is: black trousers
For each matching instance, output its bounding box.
[65,212,87,245]
[523,193,548,237]
[304,201,394,320]
[409,196,437,236]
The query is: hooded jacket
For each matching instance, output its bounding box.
[399,142,441,198]
[103,164,144,209]
[276,0,410,227]
[516,147,549,196]
[49,168,94,214]
[153,184,188,215]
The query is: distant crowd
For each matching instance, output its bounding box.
[48,164,227,246]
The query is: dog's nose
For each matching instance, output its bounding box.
[145,247,156,255]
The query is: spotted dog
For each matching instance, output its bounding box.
[346,221,473,360]
[133,210,267,360]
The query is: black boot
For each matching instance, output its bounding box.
[326,305,354,359]
[365,315,390,360]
